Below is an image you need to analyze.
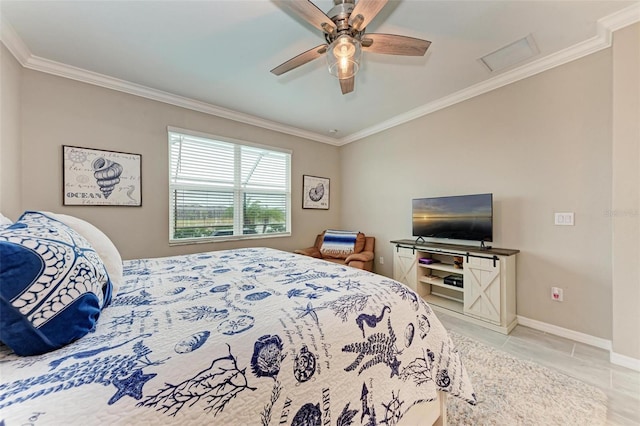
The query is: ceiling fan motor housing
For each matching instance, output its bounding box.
[325,0,359,44]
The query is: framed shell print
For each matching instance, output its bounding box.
[302,175,329,210]
[63,145,142,206]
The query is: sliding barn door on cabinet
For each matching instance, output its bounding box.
[393,246,418,292]
[463,256,501,324]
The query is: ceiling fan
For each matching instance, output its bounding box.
[271,0,431,95]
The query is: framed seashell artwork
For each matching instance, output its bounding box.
[63,145,142,206]
[302,175,329,210]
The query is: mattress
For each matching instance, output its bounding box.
[0,247,475,424]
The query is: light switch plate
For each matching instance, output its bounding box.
[554,212,574,226]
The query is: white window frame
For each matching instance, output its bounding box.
[168,126,291,245]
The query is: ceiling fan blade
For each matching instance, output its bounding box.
[361,33,431,56]
[276,0,336,34]
[349,0,388,31]
[271,44,328,76]
[340,77,354,95]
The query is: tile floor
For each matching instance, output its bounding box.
[436,311,640,426]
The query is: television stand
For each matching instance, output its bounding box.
[480,241,492,250]
[390,239,519,334]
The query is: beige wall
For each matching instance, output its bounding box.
[3,25,638,352]
[340,49,614,340]
[612,23,640,360]
[15,69,341,259]
[0,44,22,218]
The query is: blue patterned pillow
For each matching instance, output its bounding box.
[0,211,112,356]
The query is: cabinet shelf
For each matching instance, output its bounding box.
[419,276,464,293]
[418,262,461,274]
[423,294,463,313]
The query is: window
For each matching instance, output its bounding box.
[168,128,291,243]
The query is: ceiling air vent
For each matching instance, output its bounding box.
[480,34,539,72]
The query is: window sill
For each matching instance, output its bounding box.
[168,232,291,246]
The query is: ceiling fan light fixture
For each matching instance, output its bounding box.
[327,34,361,80]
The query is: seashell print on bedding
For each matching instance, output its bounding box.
[174,331,210,354]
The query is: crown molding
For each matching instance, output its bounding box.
[2,4,639,147]
[600,2,640,32]
[0,18,340,146]
[25,55,341,145]
[0,17,30,64]
[339,3,640,145]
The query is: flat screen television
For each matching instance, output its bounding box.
[412,193,493,243]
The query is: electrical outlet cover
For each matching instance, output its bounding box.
[551,287,563,302]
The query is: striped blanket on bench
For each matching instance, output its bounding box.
[320,229,359,258]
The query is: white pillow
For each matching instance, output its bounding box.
[43,212,123,297]
[0,213,13,225]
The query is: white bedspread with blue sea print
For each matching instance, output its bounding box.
[0,248,476,425]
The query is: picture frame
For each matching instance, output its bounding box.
[302,175,330,210]
[62,145,142,206]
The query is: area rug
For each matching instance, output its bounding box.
[446,331,608,425]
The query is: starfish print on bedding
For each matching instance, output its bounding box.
[108,369,157,405]
[294,302,325,327]
[287,288,305,298]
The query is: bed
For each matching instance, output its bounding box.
[0,212,476,425]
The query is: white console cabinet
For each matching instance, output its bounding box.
[393,245,418,292]
[391,240,518,334]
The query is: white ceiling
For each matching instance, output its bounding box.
[1,1,638,145]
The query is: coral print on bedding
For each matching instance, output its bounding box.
[0,247,475,425]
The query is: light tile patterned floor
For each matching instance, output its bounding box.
[436,311,640,425]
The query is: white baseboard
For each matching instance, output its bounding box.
[610,351,640,372]
[517,315,612,350]
[517,315,640,372]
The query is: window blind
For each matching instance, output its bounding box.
[169,130,291,242]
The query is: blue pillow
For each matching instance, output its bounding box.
[0,211,112,356]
